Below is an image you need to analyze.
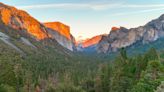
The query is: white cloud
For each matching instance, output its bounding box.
[17,3,122,10]
[17,3,89,10]
[17,3,164,10]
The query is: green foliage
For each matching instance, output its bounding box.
[130,60,164,92]
[155,81,164,92]
[55,83,86,92]
[120,48,128,62]
[0,40,163,92]
[0,85,15,92]
[0,85,7,92]
[95,64,111,92]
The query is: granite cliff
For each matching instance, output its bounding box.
[97,14,164,53]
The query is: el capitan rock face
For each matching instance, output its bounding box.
[97,14,164,53]
[0,3,76,51]
[44,22,76,51]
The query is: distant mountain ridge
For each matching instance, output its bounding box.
[1,2,164,54]
[77,14,164,53]
[76,35,105,52]
[96,14,164,53]
[81,35,103,48]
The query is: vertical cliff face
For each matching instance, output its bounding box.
[0,3,76,51]
[44,22,76,51]
[44,22,71,40]
[97,14,164,53]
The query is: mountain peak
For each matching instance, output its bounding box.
[111,27,120,31]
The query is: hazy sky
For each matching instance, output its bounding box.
[1,0,164,39]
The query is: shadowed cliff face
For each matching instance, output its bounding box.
[44,22,76,51]
[97,14,164,53]
[0,3,76,51]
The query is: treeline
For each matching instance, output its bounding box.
[0,47,164,92]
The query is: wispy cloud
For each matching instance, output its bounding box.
[93,4,164,10]
[17,3,89,10]
[17,3,164,10]
[17,3,122,10]
[121,4,164,8]
[111,7,164,16]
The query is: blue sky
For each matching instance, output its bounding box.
[1,0,164,40]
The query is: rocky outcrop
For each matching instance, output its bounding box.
[0,3,76,51]
[97,14,164,53]
[96,36,110,53]
[44,22,76,51]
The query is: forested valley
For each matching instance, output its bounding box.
[0,44,163,92]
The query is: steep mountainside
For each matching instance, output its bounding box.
[97,14,164,53]
[44,22,76,51]
[0,2,76,51]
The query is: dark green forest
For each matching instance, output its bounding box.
[0,41,164,92]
